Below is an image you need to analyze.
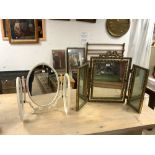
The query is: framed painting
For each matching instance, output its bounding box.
[1,19,8,40]
[66,47,86,74]
[7,19,38,44]
[38,19,46,40]
[76,19,96,23]
[1,19,45,41]
[52,50,66,74]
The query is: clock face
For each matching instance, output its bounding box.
[106,19,130,37]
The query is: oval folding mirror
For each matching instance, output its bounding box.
[63,73,71,114]
[27,63,59,107]
[16,77,24,121]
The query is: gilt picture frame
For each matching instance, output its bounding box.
[1,19,8,40]
[1,19,45,41]
[7,19,38,44]
[38,19,46,40]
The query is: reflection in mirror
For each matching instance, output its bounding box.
[127,65,149,113]
[27,63,59,107]
[76,63,89,111]
[16,77,24,121]
[67,48,86,89]
[89,57,131,102]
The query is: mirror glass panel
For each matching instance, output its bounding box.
[76,63,89,111]
[127,65,149,113]
[28,64,58,106]
[89,57,131,102]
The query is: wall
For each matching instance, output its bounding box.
[0,19,131,71]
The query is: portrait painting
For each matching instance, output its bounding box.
[52,50,66,73]
[7,19,38,43]
[1,19,45,41]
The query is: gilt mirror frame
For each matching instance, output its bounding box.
[88,56,132,102]
[76,63,89,111]
[127,65,149,113]
[26,63,60,108]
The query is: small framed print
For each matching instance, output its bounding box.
[52,50,66,74]
[1,19,8,40]
[66,47,86,74]
[7,19,38,44]
[38,19,46,40]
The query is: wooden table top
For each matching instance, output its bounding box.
[0,90,155,135]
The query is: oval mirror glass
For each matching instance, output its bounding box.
[27,64,59,107]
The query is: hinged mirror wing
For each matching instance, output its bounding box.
[76,63,89,111]
[89,57,131,102]
[127,65,149,113]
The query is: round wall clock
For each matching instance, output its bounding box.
[106,19,130,37]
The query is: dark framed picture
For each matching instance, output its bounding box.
[38,19,46,40]
[1,19,8,40]
[52,50,66,73]
[66,47,86,73]
[76,19,96,23]
[1,19,45,41]
[7,19,38,44]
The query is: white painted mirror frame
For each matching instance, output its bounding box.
[16,77,24,121]
[63,73,71,114]
[16,64,71,121]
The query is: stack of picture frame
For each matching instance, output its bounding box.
[52,48,86,88]
[52,43,127,88]
[1,19,46,44]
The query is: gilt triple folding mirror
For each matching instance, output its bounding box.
[76,56,149,113]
